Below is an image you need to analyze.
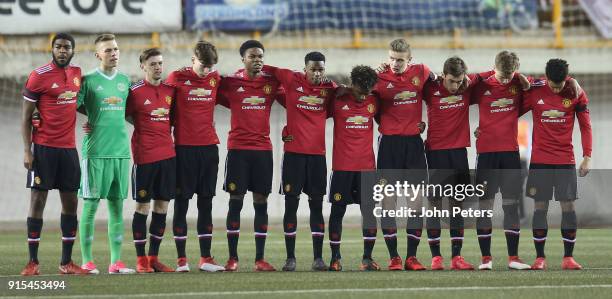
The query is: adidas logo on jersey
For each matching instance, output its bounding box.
[144,99,151,105]
[51,83,59,89]
[96,85,103,91]
[537,99,545,105]
[387,83,394,89]
[342,104,349,110]
[434,91,441,96]
[296,86,304,93]
[237,87,245,92]
[484,90,491,96]
[184,80,192,85]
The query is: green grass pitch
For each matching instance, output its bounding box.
[1,224,611,298]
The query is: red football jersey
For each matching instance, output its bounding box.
[166,67,221,146]
[374,64,432,136]
[522,83,592,164]
[331,93,378,171]
[264,66,337,155]
[424,74,478,151]
[472,74,524,153]
[23,62,81,148]
[126,80,176,164]
[217,70,280,151]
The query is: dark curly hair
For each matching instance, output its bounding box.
[350,65,378,92]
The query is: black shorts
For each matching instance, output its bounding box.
[526,164,577,202]
[176,145,219,200]
[132,157,177,203]
[377,135,428,184]
[26,144,80,192]
[328,171,376,205]
[426,148,471,200]
[224,149,273,195]
[476,151,522,200]
[280,152,327,197]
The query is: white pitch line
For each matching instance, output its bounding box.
[2,284,612,298]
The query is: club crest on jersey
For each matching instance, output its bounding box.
[165,96,172,105]
[284,184,291,193]
[509,85,518,95]
[34,176,41,185]
[333,193,342,202]
[562,99,572,108]
[209,78,217,87]
[138,189,147,198]
[367,103,375,113]
[528,187,537,196]
[103,96,123,105]
[320,89,328,97]
[263,84,272,95]
[411,76,420,87]
[117,83,127,92]
[73,77,80,87]
[228,182,237,191]
[378,178,388,186]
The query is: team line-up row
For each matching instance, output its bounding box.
[19,33,592,275]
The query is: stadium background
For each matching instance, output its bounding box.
[0,0,610,227]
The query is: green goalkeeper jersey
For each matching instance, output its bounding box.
[78,69,131,159]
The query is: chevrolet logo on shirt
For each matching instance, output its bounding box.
[542,109,565,118]
[189,88,212,97]
[440,95,462,104]
[298,96,324,105]
[103,96,123,105]
[490,98,513,108]
[393,91,417,101]
[242,96,266,105]
[151,108,170,117]
[57,91,77,100]
[346,116,369,125]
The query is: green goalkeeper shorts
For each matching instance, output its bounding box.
[79,158,130,200]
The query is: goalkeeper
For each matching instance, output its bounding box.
[77,34,134,274]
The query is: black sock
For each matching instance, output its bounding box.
[561,211,577,257]
[309,197,325,259]
[360,200,377,260]
[406,216,423,257]
[426,217,442,257]
[60,214,77,265]
[132,212,148,257]
[253,202,268,261]
[476,216,493,257]
[197,196,213,258]
[148,212,167,257]
[283,195,299,259]
[27,217,43,263]
[226,199,243,259]
[532,209,548,258]
[381,216,399,258]
[173,198,189,258]
[450,216,464,257]
[329,204,346,260]
[503,203,521,257]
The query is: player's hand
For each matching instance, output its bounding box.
[82,122,92,134]
[24,150,34,170]
[457,76,471,93]
[579,156,591,177]
[376,63,390,73]
[518,73,531,91]
[473,127,481,138]
[282,135,294,142]
[417,122,426,133]
[335,85,349,98]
